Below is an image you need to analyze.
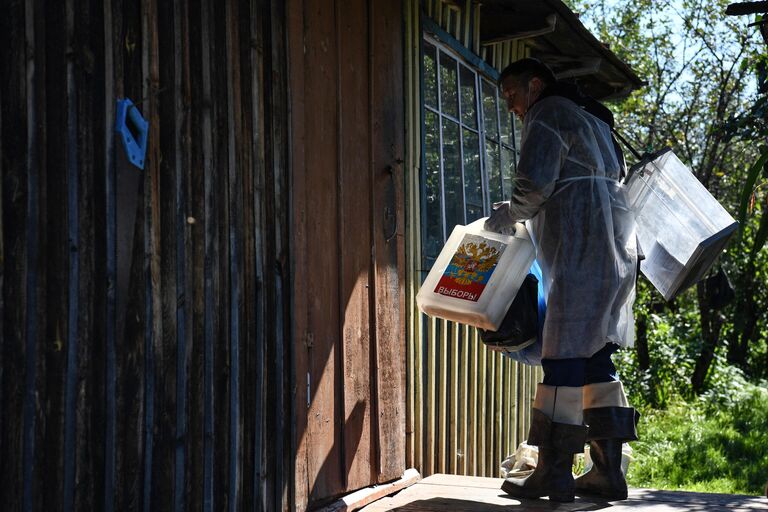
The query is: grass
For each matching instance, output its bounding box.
[626,384,768,496]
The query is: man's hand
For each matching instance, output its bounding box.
[484,201,516,235]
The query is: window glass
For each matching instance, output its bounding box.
[462,128,483,222]
[482,80,499,140]
[442,118,464,230]
[485,140,501,204]
[459,65,477,129]
[424,110,443,261]
[501,146,515,200]
[424,42,438,109]
[500,108,513,148]
[439,53,459,119]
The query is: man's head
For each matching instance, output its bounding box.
[498,58,556,119]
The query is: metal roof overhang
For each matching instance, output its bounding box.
[479,0,645,101]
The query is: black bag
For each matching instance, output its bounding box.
[479,273,539,352]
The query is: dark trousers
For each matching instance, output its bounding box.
[541,343,619,387]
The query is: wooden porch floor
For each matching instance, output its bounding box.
[360,474,768,512]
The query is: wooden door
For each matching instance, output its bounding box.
[287,0,405,509]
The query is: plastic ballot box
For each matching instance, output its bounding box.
[417,218,535,331]
[626,148,738,301]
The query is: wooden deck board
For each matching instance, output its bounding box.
[360,474,768,512]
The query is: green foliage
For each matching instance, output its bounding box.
[614,281,703,408]
[627,384,768,495]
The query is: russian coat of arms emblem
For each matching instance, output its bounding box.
[434,234,505,302]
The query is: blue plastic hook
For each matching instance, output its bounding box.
[115,98,148,170]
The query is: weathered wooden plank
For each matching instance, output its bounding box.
[476,343,491,476]
[38,1,68,510]
[183,0,206,509]
[224,0,245,507]
[148,0,180,509]
[196,0,217,509]
[509,360,515,459]
[112,10,148,408]
[337,0,373,494]
[62,0,87,509]
[103,0,122,507]
[251,117,267,502]
[504,359,513,459]
[412,313,423,476]
[489,354,495,475]
[0,0,29,507]
[243,2,272,510]
[407,0,425,476]
[485,351,494,476]
[209,1,232,508]
[236,0,259,509]
[495,354,503,475]
[527,365,534,438]
[172,1,193,510]
[518,364,524,449]
[438,322,447,474]
[300,0,345,504]
[115,0,149,508]
[0,22,5,508]
[265,0,292,509]
[371,0,406,483]
[459,328,469,475]
[318,468,421,512]
[286,0,310,507]
[75,1,109,508]
[435,322,454,473]
[24,1,46,509]
[413,317,424,476]
[426,317,436,476]
[404,0,417,472]
[468,329,478,476]
[139,1,162,510]
[449,325,459,473]
[245,0,268,507]
[526,365,534,438]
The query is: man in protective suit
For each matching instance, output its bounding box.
[485,58,639,503]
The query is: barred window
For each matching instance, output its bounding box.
[422,36,520,270]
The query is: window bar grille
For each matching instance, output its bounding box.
[435,47,447,242]
[457,62,468,227]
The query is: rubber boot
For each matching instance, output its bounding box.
[502,385,586,502]
[575,382,639,501]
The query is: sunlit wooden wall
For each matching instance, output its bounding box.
[405,0,543,478]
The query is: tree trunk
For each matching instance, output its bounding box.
[728,261,759,370]
[635,312,650,371]
[692,281,724,395]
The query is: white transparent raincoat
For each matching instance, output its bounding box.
[486,95,637,360]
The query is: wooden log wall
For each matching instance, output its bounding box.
[405,0,543,479]
[0,0,291,510]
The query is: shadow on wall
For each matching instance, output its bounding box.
[309,400,368,507]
